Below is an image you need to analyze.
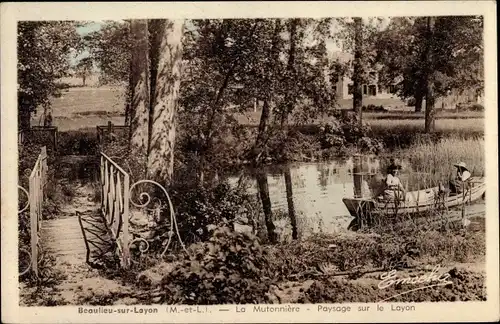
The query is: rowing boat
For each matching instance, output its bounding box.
[343,176,486,228]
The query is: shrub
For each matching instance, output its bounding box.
[407,97,416,106]
[160,227,274,304]
[470,104,484,112]
[362,105,387,112]
[58,130,98,155]
[319,111,384,154]
[168,181,254,246]
[456,102,484,112]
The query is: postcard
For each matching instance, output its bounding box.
[1,1,498,323]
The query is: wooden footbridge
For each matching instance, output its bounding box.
[18,144,186,279]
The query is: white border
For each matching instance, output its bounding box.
[1,1,498,323]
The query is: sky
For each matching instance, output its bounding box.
[70,22,103,66]
[70,18,390,67]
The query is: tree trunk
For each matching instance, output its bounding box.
[414,84,424,112]
[281,18,298,130]
[424,17,436,133]
[124,60,134,126]
[253,100,272,163]
[284,167,298,240]
[82,74,86,87]
[147,19,164,155]
[353,17,363,126]
[253,20,281,164]
[425,81,436,133]
[256,171,277,243]
[129,19,150,159]
[147,20,185,184]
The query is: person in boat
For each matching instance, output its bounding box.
[370,161,405,201]
[448,162,471,194]
[383,163,406,201]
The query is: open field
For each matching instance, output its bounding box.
[33,87,484,133]
[368,118,484,135]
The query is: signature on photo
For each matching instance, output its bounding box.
[377,265,453,302]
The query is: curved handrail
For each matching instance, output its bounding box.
[18,186,30,214]
[128,237,149,264]
[129,180,188,256]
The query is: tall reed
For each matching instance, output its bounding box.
[396,138,484,191]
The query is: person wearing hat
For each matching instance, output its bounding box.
[449,162,471,194]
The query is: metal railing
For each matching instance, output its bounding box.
[19,146,48,277]
[97,122,129,150]
[18,127,58,154]
[98,152,188,269]
[100,152,130,268]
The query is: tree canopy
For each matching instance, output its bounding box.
[17,21,81,129]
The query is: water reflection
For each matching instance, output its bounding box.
[229,155,386,241]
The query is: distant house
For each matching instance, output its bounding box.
[330,51,483,109]
[330,51,400,101]
[335,72,401,100]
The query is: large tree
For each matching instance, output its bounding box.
[17,21,81,130]
[375,16,484,126]
[146,20,185,184]
[128,20,150,159]
[333,18,381,124]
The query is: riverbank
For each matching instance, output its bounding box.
[20,213,486,305]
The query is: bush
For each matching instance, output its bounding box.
[160,227,274,304]
[362,104,387,112]
[58,130,98,155]
[168,181,254,246]
[319,111,384,154]
[470,104,484,111]
[456,102,484,112]
[407,97,416,107]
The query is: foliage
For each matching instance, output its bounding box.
[84,21,132,85]
[397,137,485,180]
[160,227,274,304]
[457,103,484,112]
[268,223,485,283]
[18,21,81,129]
[301,267,485,303]
[168,181,254,245]
[180,18,337,176]
[362,104,387,112]
[319,111,384,154]
[57,130,99,155]
[332,17,384,83]
[375,16,483,101]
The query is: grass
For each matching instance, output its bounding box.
[368,118,484,135]
[401,137,485,175]
[393,137,485,191]
[40,87,484,132]
[363,110,484,120]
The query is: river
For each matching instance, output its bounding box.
[228,155,485,241]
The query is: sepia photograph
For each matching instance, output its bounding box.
[2,1,498,323]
